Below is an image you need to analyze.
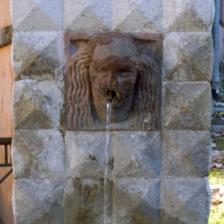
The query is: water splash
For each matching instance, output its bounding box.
[103,101,112,224]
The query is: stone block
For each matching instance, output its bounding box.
[13,0,63,31]
[113,0,162,32]
[112,132,161,178]
[163,82,212,130]
[161,131,211,177]
[64,178,106,224]
[13,179,64,224]
[64,0,112,32]
[14,80,63,129]
[163,33,213,81]
[163,0,215,32]
[13,32,64,80]
[13,130,65,180]
[113,178,160,224]
[160,178,210,224]
[64,177,160,224]
[65,132,107,179]
[65,131,161,179]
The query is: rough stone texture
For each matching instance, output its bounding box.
[161,131,211,177]
[163,33,213,81]
[113,0,162,32]
[13,0,63,31]
[64,0,162,32]
[13,130,65,180]
[64,132,161,223]
[112,132,161,178]
[163,82,212,130]
[12,0,214,223]
[64,0,112,32]
[65,132,161,179]
[13,32,64,80]
[14,80,63,129]
[64,178,106,224]
[13,179,64,224]
[113,178,160,224]
[160,178,210,224]
[65,132,107,179]
[64,177,160,224]
[163,0,215,32]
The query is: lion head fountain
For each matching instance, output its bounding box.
[65,33,160,130]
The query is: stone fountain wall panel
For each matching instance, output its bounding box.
[163,33,213,81]
[112,0,162,32]
[64,178,108,224]
[63,0,112,32]
[13,0,63,31]
[160,178,210,224]
[12,130,65,224]
[65,131,161,179]
[13,130,65,180]
[11,0,214,223]
[63,0,162,32]
[64,177,161,224]
[161,131,211,178]
[64,131,161,223]
[162,82,212,130]
[113,178,161,224]
[13,179,64,224]
[163,0,215,32]
[13,80,64,129]
[13,32,64,80]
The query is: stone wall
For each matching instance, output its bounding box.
[12,1,214,224]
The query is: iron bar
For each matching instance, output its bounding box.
[0,169,13,184]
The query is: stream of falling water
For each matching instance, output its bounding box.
[103,101,112,224]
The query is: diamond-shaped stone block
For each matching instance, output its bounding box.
[65,132,107,179]
[161,131,211,177]
[163,33,213,81]
[13,32,64,79]
[13,179,64,224]
[64,0,112,32]
[113,178,160,224]
[163,82,212,130]
[160,178,210,224]
[163,0,215,32]
[14,80,63,129]
[113,0,162,32]
[64,178,107,224]
[13,130,65,180]
[65,132,161,179]
[112,132,161,178]
[63,177,160,224]
[13,0,63,31]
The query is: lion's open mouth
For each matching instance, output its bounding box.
[106,90,116,102]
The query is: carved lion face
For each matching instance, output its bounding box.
[89,37,140,122]
[65,32,161,130]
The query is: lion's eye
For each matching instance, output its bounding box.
[117,68,133,78]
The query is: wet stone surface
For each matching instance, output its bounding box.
[65,131,161,179]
